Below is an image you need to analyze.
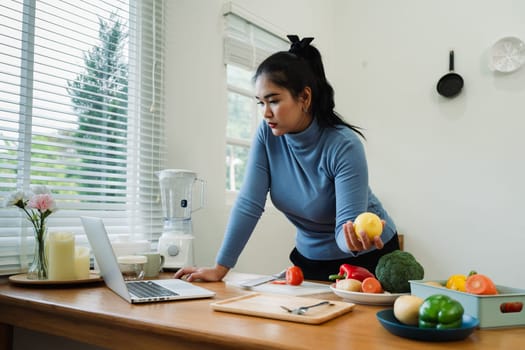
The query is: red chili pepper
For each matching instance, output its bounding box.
[328,264,375,282]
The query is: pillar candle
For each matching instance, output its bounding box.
[74,246,90,279]
[47,232,76,281]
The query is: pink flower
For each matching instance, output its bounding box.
[28,193,56,213]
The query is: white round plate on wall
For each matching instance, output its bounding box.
[490,36,525,73]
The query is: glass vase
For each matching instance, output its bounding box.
[27,229,48,280]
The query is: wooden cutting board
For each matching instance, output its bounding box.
[211,292,355,324]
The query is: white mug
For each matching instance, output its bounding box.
[138,252,165,278]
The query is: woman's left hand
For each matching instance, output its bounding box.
[343,220,384,251]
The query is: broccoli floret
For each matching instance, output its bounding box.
[375,250,424,293]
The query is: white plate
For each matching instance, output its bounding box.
[490,36,525,73]
[330,283,407,305]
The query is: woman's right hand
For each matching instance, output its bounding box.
[172,264,230,282]
[343,220,384,252]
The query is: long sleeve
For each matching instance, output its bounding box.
[330,132,371,254]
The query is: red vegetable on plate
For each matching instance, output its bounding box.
[329,263,375,282]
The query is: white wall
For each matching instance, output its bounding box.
[330,0,525,288]
[165,0,525,286]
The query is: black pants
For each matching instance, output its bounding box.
[289,233,400,281]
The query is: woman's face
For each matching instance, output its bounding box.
[254,74,312,136]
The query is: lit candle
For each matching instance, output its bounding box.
[47,232,76,281]
[74,246,90,279]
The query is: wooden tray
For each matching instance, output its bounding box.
[211,292,355,324]
[8,272,103,286]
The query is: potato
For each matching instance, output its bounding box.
[336,278,362,292]
[393,295,424,326]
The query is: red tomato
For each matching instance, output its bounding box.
[465,274,498,295]
[285,266,304,286]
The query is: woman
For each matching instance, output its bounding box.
[174,35,399,282]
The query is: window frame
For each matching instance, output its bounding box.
[0,0,166,275]
[225,66,259,197]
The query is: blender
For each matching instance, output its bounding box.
[156,169,205,270]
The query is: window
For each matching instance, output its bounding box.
[0,0,166,275]
[223,8,288,192]
[225,65,258,191]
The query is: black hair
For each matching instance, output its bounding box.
[254,36,365,139]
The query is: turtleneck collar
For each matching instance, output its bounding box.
[284,118,321,149]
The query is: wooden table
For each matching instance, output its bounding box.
[0,273,523,350]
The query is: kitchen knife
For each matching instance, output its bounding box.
[239,270,286,289]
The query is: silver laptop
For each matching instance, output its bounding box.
[81,216,215,303]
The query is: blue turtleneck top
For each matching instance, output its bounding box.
[216,119,396,268]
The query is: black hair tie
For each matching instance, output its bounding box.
[287,35,314,54]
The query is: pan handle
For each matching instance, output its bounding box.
[449,50,455,71]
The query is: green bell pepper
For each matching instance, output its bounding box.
[418,294,464,329]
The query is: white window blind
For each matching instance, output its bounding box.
[0,0,166,275]
[222,6,287,193]
[223,9,288,71]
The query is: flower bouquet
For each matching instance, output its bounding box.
[4,186,57,279]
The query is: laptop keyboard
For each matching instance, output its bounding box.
[127,281,179,298]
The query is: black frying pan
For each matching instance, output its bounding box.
[437,50,464,98]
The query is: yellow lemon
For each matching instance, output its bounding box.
[353,212,383,241]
